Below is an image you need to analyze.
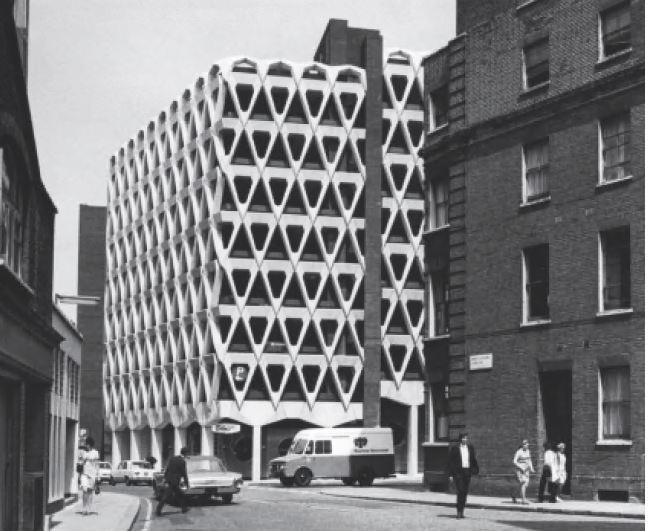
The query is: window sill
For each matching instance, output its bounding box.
[423,224,450,236]
[519,196,550,210]
[422,441,450,447]
[429,123,448,134]
[596,174,633,191]
[520,319,551,329]
[596,439,632,447]
[596,308,634,319]
[520,81,550,99]
[423,334,450,343]
[595,49,632,70]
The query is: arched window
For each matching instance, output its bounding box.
[0,148,26,280]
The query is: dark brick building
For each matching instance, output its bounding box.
[0,0,60,529]
[421,0,644,500]
[77,205,108,456]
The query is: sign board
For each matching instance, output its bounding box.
[469,353,493,371]
[212,423,241,434]
[231,364,249,382]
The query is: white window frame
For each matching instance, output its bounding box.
[598,1,632,62]
[521,245,550,325]
[428,86,449,132]
[521,138,550,204]
[598,227,632,314]
[598,112,632,185]
[522,38,550,90]
[426,179,449,231]
[597,366,632,444]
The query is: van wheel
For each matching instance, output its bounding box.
[358,468,374,487]
[341,477,356,486]
[125,477,131,486]
[109,477,116,486]
[279,475,294,487]
[221,494,233,504]
[293,468,312,487]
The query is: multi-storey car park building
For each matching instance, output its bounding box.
[103,22,430,480]
[421,0,644,500]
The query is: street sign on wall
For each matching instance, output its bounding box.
[469,353,493,371]
[212,423,241,434]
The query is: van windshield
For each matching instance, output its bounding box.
[288,439,308,454]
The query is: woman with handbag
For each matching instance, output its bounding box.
[78,436,100,515]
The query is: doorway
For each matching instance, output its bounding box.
[539,369,572,493]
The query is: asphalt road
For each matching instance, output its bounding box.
[105,483,644,531]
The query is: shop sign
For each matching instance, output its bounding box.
[469,353,493,371]
[212,423,241,434]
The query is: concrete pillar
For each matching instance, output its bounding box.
[174,427,187,454]
[200,426,214,456]
[251,425,262,482]
[129,429,141,460]
[151,428,162,470]
[407,404,419,476]
[111,430,122,468]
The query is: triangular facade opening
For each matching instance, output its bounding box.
[387,305,409,335]
[285,225,304,253]
[301,229,324,261]
[317,277,339,309]
[305,89,324,117]
[336,141,359,173]
[249,180,272,212]
[285,182,306,214]
[270,86,289,114]
[316,367,339,402]
[231,269,252,297]
[229,321,253,352]
[235,84,254,112]
[266,228,289,260]
[267,135,290,168]
[283,275,305,307]
[246,366,270,400]
[231,227,254,258]
[233,175,252,203]
[267,270,287,297]
[282,367,304,400]
[404,260,424,289]
[302,138,325,170]
[320,95,342,126]
[232,132,255,165]
[287,133,306,161]
[299,321,321,354]
[269,177,288,206]
[339,92,357,121]
[246,272,271,306]
[318,185,341,217]
[250,89,273,120]
[264,321,287,353]
[388,213,408,243]
[285,92,308,123]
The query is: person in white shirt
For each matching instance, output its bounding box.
[512,439,535,504]
[537,441,557,502]
[554,442,567,501]
[78,436,100,515]
[447,433,479,519]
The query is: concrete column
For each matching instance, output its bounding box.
[407,404,419,476]
[251,425,262,482]
[200,426,214,456]
[174,427,187,454]
[150,428,162,470]
[129,429,141,460]
[111,430,122,468]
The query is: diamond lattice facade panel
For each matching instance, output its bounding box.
[104,51,426,478]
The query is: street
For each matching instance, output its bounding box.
[105,484,644,531]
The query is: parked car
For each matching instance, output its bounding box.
[111,460,155,486]
[152,455,243,504]
[97,461,113,484]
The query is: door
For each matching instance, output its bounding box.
[539,370,572,493]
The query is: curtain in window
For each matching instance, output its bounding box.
[431,180,449,228]
[602,367,630,439]
[525,39,549,87]
[602,4,631,56]
[602,114,630,181]
[525,140,549,200]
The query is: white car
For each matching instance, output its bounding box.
[111,460,155,486]
[97,461,113,484]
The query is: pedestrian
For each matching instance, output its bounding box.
[511,439,534,504]
[155,446,190,516]
[447,432,479,519]
[554,442,567,502]
[537,441,555,502]
[78,436,100,516]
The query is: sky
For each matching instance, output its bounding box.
[28,0,456,321]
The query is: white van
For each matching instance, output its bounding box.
[268,427,394,487]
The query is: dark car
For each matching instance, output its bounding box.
[152,455,243,504]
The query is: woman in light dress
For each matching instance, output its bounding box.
[554,442,567,501]
[78,436,100,515]
[512,439,535,504]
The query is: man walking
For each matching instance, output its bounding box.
[448,433,479,519]
[156,446,190,516]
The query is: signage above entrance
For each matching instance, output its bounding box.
[469,353,493,371]
[212,423,241,434]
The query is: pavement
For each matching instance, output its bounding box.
[47,475,644,531]
[47,492,140,531]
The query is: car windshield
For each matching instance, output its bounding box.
[99,463,111,469]
[186,457,227,473]
[288,439,307,454]
[132,461,152,469]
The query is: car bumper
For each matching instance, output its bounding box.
[184,485,240,496]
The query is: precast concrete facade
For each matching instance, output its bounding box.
[104,48,429,480]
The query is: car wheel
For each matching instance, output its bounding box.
[293,468,312,487]
[221,494,233,504]
[341,477,356,486]
[109,477,116,486]
[279,475,294,487]
[125,476,131,486]
[358,468,374,487]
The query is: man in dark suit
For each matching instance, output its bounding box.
[448,432,479,519]
[156,446,190,516]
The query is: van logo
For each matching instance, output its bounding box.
[354,437,368,448]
